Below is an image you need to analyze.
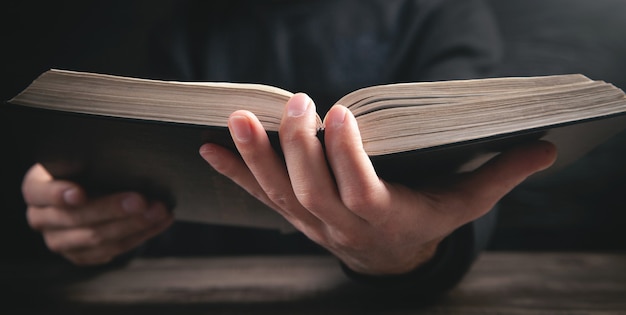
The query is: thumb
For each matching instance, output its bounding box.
[450,140,557,223]
[22,163,86,207]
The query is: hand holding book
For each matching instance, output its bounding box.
[199,93,558,275]
[22,164,174,266]
[20,91,557,272]
[8,70,626,268]
[7,70,626,230]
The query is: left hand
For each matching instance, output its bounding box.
[22,164,173,266]
[199,93,556,275]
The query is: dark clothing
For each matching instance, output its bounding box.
[487,0,626,251]
[147,0,501,297]
[3,0,626,303]
[2,0,499,300]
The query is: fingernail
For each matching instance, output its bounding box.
[229,115,252,142]
[145,203,166,221]
[326,105,347,128]
[199,144,219,166]
[200,144,220,168]
[199,143,215,155]
[122,194,144,214]
[63,188,82,205]
[287,93,311,117]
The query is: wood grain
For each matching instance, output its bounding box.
[2,252,625,314]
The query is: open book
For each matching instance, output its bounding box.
[5,69,626,231]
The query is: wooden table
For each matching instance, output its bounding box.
[2,252,625,314]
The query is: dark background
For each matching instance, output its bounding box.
[1,0,625,262]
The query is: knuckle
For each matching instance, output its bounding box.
[342,195,369,213]
[328,228,366,250]
[341,184,381,211]
[265,189,291,208]
[343,193,379,215]
[295,190,322,210]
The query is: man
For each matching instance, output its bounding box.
[14,0,556,299]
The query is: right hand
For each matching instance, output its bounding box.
[201,94,557,275]
[22,164,174,266]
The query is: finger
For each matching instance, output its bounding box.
[42,202,171,253]
[450,140,557,223]
[22,163,86,207]
[63,216,174,266]
[323,105,392,222]
[199,143,282,210]
[27,192,151,230]
[227,108,322,230]
[279,94,361,227]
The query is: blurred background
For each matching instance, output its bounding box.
[1,0,625,263]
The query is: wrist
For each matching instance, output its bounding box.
[339,224,474,290]
[340,237,447,286]
[342,236,445,277]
